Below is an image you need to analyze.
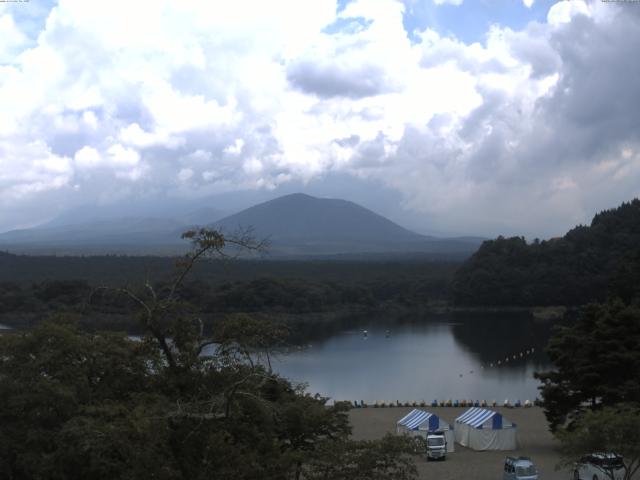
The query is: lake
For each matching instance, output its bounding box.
[273,312,555,404]
[0,314,555,404]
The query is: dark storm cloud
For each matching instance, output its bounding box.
[542,13,640,152]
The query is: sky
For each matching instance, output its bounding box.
[1,0,639,238]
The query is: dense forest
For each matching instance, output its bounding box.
[0,230,418,480]
[0,255,457,342]
[452,199,640,306]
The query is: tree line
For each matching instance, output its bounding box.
[0,266,453,339]
[452,199,640,306]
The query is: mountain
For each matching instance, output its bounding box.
[0,193,483,257]
[0,217,188,253]
[212,193,481,256]
[215,193,421,241]
[452,198,640,306]
[0,204,227,255]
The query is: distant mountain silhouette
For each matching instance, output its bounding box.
[213,193,481,256]
[0,217,186,249]
[0,193,482,257]
[215,193,421,241]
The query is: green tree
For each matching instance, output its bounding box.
[0,318,164,479]
[0,228,417,480]
[535,300,640,431]
[303,435,417,480]
[557,404,640,480]
[452,198,640,307]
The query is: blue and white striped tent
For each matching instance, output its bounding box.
[396,409,454,452]
[454,407,516,451]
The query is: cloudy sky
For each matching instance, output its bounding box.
[1,0,639,238]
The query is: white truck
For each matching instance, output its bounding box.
[426,431,447,461]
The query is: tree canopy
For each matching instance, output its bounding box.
[535,300,640,431]
[557,404,640,480]
[452,199,640,306]
[0,229,417,480]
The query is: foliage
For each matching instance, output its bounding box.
[303,435,417,480]
[0,259,456,338]
[535,300,640,431]
[452,199,640,306]
[0,229,417,480]
[556,405,640,480]
[0,319,164,479]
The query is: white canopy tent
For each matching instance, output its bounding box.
[396,409,454,452]
[454,407,517,451]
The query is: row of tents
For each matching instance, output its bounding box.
[396,407,517,451]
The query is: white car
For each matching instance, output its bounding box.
[503,456,538,480]
[572,453,625,480]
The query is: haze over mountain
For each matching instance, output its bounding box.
[0,217,189,255]
[0,193,482,257]
[0,207,226,255]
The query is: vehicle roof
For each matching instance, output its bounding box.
[583,453,623,460]
[506,456,534,466]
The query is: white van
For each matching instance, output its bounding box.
[572,453,624,480]
[503,456,538,480]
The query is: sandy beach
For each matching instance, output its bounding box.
[349,406,567,480]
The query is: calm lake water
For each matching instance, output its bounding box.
[0,314,555,403]
[273,313,555,404]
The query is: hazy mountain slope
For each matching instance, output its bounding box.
[0,193,482,257]
[213,193,480,256]
[0,217,187,247]
[214,193,424,242]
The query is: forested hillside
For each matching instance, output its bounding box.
[452,199,640,306]
[0,254,456,340]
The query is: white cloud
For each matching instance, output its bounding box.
[106,144,140,167]
[0,0,639,237]
[119,123,184,149]
[0,140,72,204]
[0,14,27,62]
[82,110,98,129]
[547,0,590,26]
[242,158,264,175]
[74,146,102,169]
[433,0,464,5]
[224,139,245,155]
[522,0,535,8]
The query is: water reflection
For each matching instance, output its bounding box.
[273,314,555,403]
[450,311,552,368]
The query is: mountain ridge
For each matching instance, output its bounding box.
[0,193,482,257]
[213,193,427,242]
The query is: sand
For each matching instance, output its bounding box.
[348,406,568,480]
